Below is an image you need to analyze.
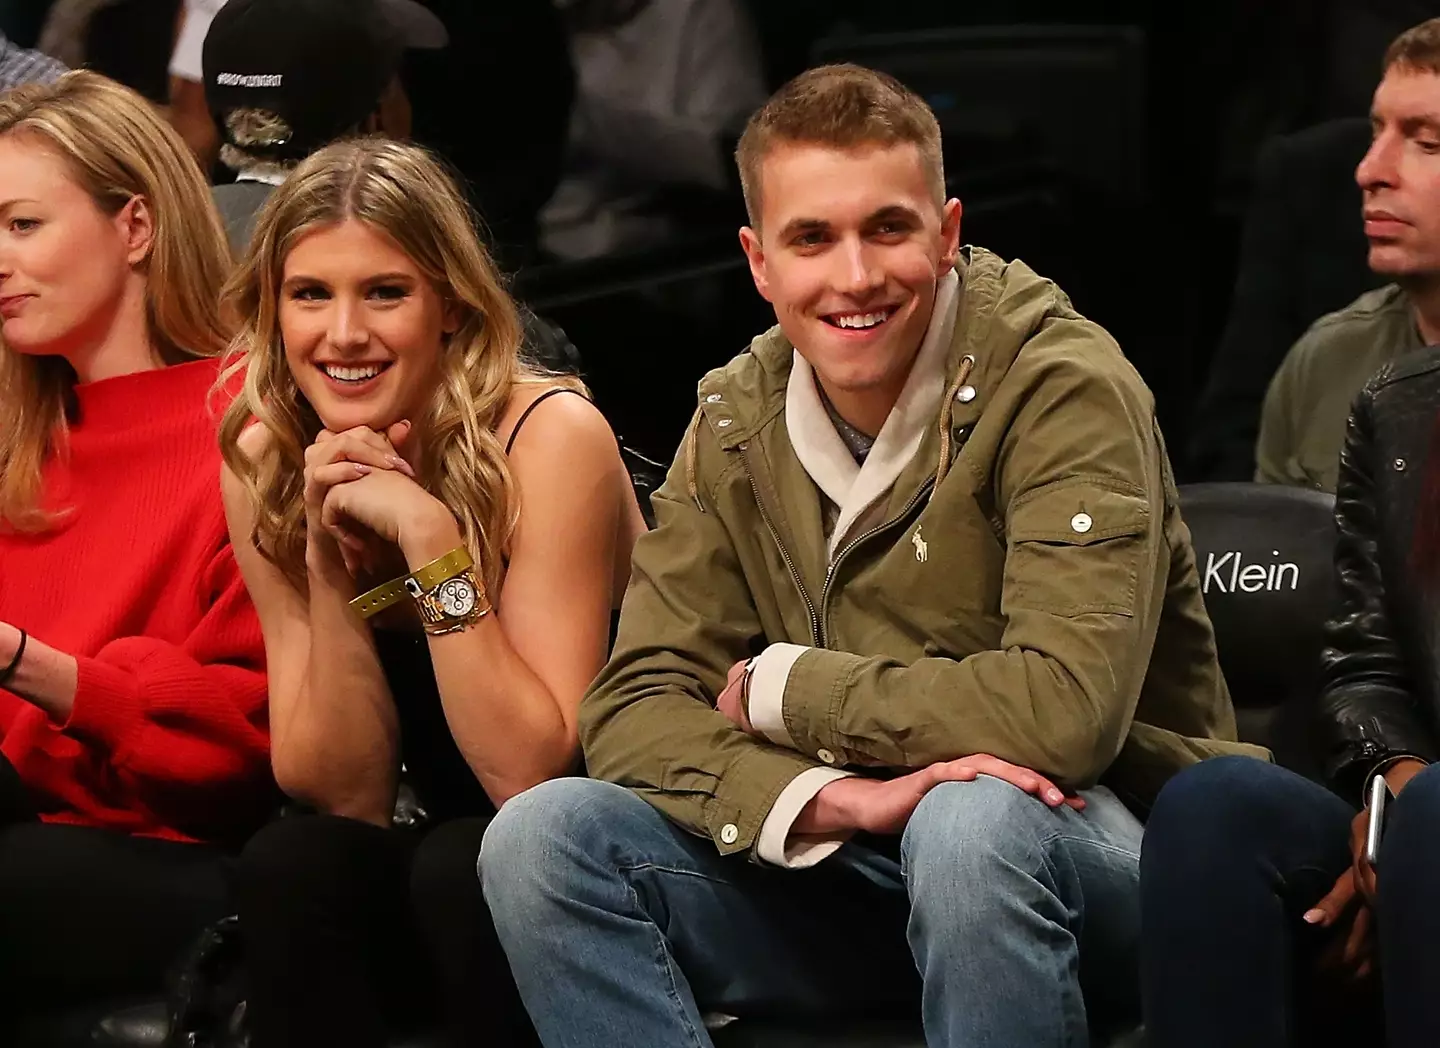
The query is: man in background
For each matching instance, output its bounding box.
[540,0,767,260]
[168,0,226,168]
[1255,19,1440,492]
[201,0,445,251]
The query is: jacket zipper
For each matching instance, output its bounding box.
[819,479,937,647]
[742,457,822,647]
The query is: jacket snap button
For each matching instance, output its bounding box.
[1071,512,1093,534]
[720,823,739,844]
[717,419,733,428]
[706,393,722,403]
[1395,458,1407,471]
[817,748,836,765]
[955,385,977,403]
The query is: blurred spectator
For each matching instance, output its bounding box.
[37,0,176,104]
[0,26,65,89]
[1255,19,1440,493]
[540,0,766,260]
[1186,119,1381,482]
[34,0,106,67]
[202,0,446,252]
[401,0,575,269]
[168,0,224,167]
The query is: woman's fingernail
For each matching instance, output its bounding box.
[1047,789,1064,804]
[1303,909,1324,924]
[353,463,371,474]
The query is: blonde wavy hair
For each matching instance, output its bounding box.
[0,71,234,533]
[219,138,580,596]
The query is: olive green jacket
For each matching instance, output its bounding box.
[1256,284,1422,493]
[582,247,1265,861]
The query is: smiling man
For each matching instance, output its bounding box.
[480,64,1257,1047]
[1256,19,1440,493]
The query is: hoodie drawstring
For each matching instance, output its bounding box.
[934,354,975,489]
[684,408,705,512]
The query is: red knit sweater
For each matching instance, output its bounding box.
[0,358,274,844]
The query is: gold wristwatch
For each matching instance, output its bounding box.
[406,566,489,635]
[350,547,491,635]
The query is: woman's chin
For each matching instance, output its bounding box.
[315,403,406,436]
[0,328,58,358]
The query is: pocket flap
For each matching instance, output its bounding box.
[1008,480,1150,546]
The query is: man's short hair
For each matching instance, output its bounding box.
[734,63,944,228]
[1384,17,1440,77]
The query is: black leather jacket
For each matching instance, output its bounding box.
[1320,345,1440,800]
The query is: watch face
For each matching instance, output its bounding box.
[435,577,478,618]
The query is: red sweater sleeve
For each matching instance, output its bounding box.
[60,543,274,834]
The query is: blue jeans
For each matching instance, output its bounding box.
[1141,755,1440,1047]
[480,774,1144,1048]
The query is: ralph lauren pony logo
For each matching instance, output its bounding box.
[911,527,928,563]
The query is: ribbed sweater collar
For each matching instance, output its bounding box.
[70,358,220,434]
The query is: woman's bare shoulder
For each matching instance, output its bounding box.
[499,384,611,458]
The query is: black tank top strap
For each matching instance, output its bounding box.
[504,387,587,456]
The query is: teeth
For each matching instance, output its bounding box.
[834,311,890,329]
[321,364,384,382]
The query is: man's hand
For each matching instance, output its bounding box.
[714,659,754,734]
[794,754,1085,836]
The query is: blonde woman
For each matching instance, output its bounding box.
[0,72,273,1021]
[219,138,643,1047]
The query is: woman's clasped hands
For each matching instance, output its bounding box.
[301,419,445,578]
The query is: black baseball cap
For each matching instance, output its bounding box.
[203,0,447,160]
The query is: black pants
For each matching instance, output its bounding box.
[236,812,537,1048]
[1141,756,1409,1046]
[0,754,232,1022]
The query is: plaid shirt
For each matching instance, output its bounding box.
[0,32,67,92]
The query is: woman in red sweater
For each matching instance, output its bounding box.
[0,72,273,1021]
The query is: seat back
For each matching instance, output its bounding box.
[1178,483,1337,776]
[810,24,1147,202]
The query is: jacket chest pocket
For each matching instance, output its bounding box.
[1004,480,1151,617]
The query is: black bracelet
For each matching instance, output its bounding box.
[0,628,27,686]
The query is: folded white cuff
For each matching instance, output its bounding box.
[755,766,855,868]
[747,642,810,749]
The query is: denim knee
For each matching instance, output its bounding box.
[902,777,1061,895]
[479,777,636,922]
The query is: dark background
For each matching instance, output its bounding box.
[2,0,1426,473]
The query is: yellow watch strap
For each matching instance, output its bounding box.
[349,547,474,620]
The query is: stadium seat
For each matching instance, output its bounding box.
[1177,482,1337,777]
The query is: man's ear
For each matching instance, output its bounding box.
[738,225,773,303]
[938,197,963,274]
[117,195,156,267]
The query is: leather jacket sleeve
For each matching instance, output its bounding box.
[1318,383,1439,800]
